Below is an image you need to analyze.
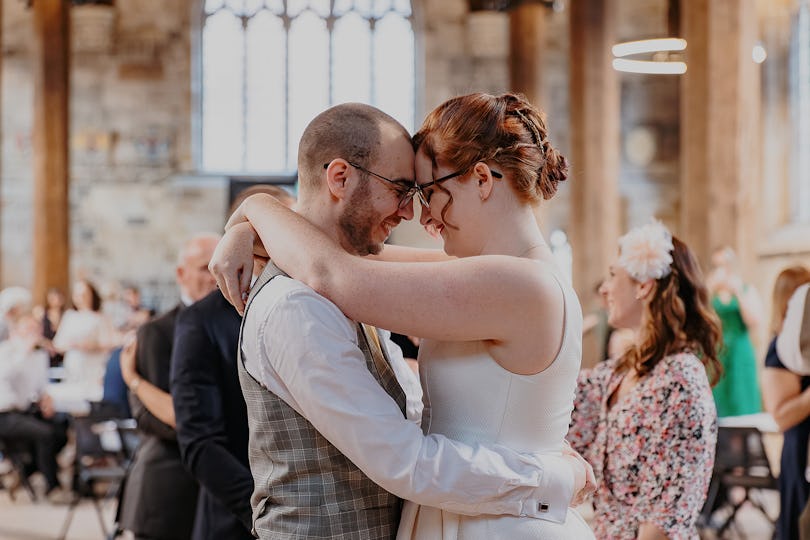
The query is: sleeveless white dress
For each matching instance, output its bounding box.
[397,269,594,539]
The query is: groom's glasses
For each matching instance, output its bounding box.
[415,168,503,209]
[323,161,418,209]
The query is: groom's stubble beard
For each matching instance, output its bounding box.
[338,175,384,256]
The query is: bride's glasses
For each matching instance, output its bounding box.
[415,168,503,209]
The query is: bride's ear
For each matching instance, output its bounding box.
[473,162,495,202]
[324,159,351,199]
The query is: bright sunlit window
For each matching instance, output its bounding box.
[791,0,810,223]
[201,0,415,174]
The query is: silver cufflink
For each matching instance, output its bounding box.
[538,502,549,513]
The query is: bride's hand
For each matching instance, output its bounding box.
[562,445,597,507]
[209,222,257,314]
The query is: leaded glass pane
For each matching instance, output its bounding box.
[352,0,373,18]
[202,10,245,172]
[245,11,286,172]
[288,11,330,170]
[372,0,393,18]
[332,0,354,17]
[308,0,332,18]
[287,0,309,18]
[267,0,284,13]
[333,12,372,106]
[205,0,225,14]
[224,0,246,15]
[373,13,414,132]
[243,0,265,16]
[393,0,411,16]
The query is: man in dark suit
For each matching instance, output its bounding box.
[118,233,220,540]
[169,185,295,540]
[170,290,253,539]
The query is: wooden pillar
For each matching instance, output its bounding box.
[509,2,546,107]
[0,0,3,282]
[569,0,620,304]
[32,0,70,302]
[680,0,759,272]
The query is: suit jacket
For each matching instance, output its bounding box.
[170,290,253,540]
[120,305,199,540]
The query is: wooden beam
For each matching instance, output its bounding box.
[33,0,70,302]
[568,0,620,307]
[680,0,759,272]
[509,2,546,106]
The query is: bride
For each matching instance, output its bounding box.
[212,92,594,539]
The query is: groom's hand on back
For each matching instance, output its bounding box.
[562,445,596,507]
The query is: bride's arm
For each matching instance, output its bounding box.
[372,244,453,263]
[212,194,560,347]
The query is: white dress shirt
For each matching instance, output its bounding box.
[777,283,810,374]
[0,341,49,412]
[242,276,574,522]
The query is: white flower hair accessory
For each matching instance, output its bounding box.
[617,220,675,282]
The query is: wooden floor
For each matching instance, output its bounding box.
[0,488,779,540]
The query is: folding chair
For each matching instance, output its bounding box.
[59,401,137,540]
[0,437,38,501]
[700,425,779,538]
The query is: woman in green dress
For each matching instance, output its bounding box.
[708,246,763,417]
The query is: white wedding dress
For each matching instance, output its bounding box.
[397,269,594,539]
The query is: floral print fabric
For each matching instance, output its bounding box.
[568,353,717,539]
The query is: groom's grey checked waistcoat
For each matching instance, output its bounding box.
[237,262,408,539]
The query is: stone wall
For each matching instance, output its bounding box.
[5,0,800,324]
[2,0,227,310]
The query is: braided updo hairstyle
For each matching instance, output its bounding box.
[412,92,568,208]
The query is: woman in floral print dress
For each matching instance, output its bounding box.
[568,222,722,540]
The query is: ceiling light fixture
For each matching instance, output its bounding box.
[612,58,687,75]
[612,38,686,58]
[611,38,687,75]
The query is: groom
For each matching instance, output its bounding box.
[217,103,592,539]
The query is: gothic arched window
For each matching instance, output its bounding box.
[200,0,415,173]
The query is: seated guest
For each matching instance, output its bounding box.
[568,221,722,539]
[33,287,67,367]
[0,286,34,342]
[763,266,810,540]
[0,309,70,503]
[102,347,131,418]
[52,279,119,399]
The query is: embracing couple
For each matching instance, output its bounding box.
[209,93,596,539]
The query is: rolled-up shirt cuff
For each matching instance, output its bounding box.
[519,454,574,523]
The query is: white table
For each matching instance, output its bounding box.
[46,382,102,416]
[717,412,779,433]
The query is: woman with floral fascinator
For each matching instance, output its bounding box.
[567,221,722,540]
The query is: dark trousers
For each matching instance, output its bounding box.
[0,410,67,491]
[801,497,810,540]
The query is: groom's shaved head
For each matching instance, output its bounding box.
[297,103,408,193]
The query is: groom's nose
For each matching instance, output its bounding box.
[396,197,415,221]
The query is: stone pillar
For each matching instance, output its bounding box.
[32,0,70,302]
[569,0,620,302]
[509,2,546,106]
[680,0,759,272]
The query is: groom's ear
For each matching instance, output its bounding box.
[324,159,351,200]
